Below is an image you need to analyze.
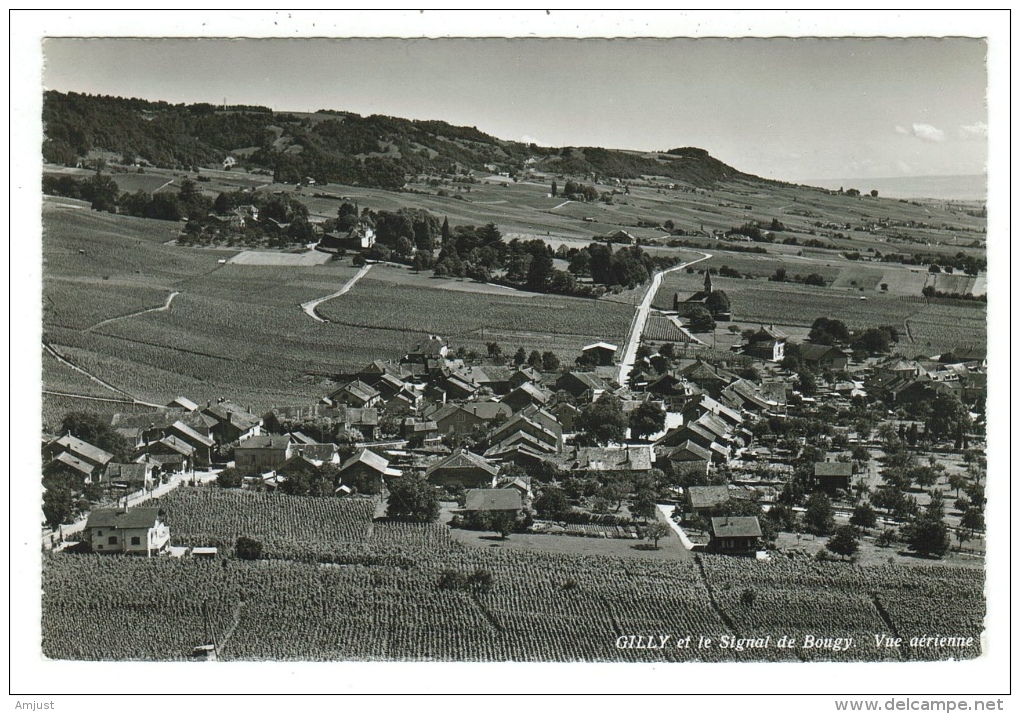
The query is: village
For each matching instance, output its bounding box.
[42,272,987,567]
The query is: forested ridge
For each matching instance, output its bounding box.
[43,90,758,189]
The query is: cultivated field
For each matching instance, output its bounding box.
[655,270,985,356]
[42,487,984,662]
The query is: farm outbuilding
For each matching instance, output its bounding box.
[708,516,762,555]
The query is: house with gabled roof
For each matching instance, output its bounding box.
[740,325,787,362]
[813,461,854,494]
[43,434,114,483]
[85,505,170,556]
[709,516,762,555]
[676,360,737,398]
[166,396,200,412]
[660,440,712,477]
[798,343,851,371]
[487,409,563,454]
[338,448,400,493]
[427,402,512,437]
[201,400,262,444]
[106,462,154,491]
[234,435,292,473]
[508,365,543,390]
[500,382,553,413]
[425,449,499,489]
[329,380,382,408]
[570,444,654,474]
[581,342,619,366]
[166,420,215,465]
[555,371,609,402]
[135,435,196,476]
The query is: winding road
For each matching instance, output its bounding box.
[300,264,373,322]
[615,250,712,388]
[89,290,181,331]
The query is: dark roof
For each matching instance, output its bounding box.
[291,444,337,462]
[557,371,608,392]
[107,463,148,482]
[334,380,380,402]
[169,420,215,447]
[340,448,399,477]
[166,396,199,411]
[500,382,552,406]
[710,516,762,538]
[236,435,291,451]
[798,343,848,362]
[86,507,163,530]
[814,462,854,477]
[463,489,523,512]
[48,434,114,466]
[429,402,512,423]
[666,440,713,463]
[687,485,732,509]
[574,445,653,471]
[426,450,499,477]
[46,451,96,476]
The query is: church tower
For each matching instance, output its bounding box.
[704,269,713,294]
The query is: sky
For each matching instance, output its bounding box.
[36,14,992,183]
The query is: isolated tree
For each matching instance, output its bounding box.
[59,411,132,461]
[486,341,503,360]
[631,491,659,522]
[551,179,558,197]
[803,492,836,536]
[809,317,850,345]
[440,216,451,244]
[526,249,554,291]
[903,514,950,558]
[826,525,860,560]
[235,536,263,561]
[704,290,731,316]
[684,305,716,333]
[541,351,560,372]
[513,347,528,366]
[394,235,415,259]
[575,394,628,446]
[960,506,984,534]
[487,510,517,540]
[849,501,878,530]
[645,522,671,549]
[527,350,543,369]
[628,401,667,441]
[216,467,244,489]
[386,474,440,522]
[533,486,572,520]
[925,391,970,442]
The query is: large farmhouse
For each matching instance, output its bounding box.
[85,506,171,556]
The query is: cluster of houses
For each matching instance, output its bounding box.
[46,323,986,558]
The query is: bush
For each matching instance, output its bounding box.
[235,536,263,560]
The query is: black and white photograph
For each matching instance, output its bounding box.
[11,9,1010,706]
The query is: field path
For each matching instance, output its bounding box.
[88,290,180,331]
[300,264,373,322]
[548,200,573,211]
[616,250,712,387]
[42,341,163,407]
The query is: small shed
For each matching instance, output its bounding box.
[709,516,762,555]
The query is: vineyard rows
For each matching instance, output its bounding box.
[42,545,984,662]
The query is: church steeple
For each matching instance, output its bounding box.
[704,269,713,294]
